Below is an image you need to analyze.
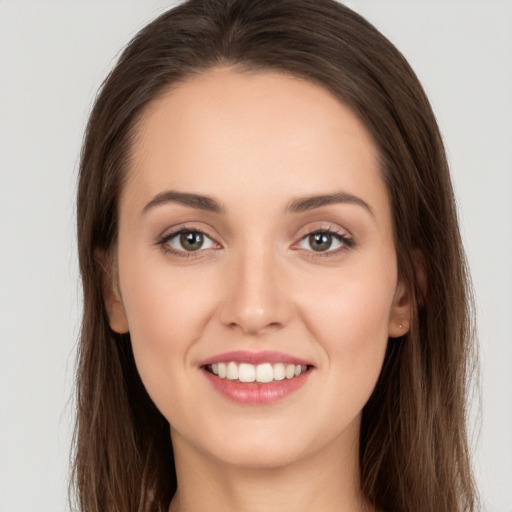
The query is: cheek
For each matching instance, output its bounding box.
[301,261,396,340]
[120,247,216,340]
[117,255,219,411]
[298,261,396,402]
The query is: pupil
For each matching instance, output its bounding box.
[181,232,203,251]
[310,233,332,251]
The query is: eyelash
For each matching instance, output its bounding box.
[294,226,355,257]
[156,227,218,258]
[156,226,355,259]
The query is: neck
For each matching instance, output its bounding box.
[168,425,373,512]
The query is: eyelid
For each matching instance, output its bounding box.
[155,223,354,258]
[156,225,222,257]
[292,225,355,255]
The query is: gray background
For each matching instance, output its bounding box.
[0,1,511,510]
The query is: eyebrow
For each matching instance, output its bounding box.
[141,190,225,215]
[285,191,374,217]
[141,189,374,217]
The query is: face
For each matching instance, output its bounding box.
[106,68,410,470]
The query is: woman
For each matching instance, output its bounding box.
[73,1,478,511]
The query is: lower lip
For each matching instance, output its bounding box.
[202,369,311,405]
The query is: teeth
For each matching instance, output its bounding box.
[209,362,308,382]
[239,363,256,382]
[256,363,273,383]
[273,363,285,381]
[226,362,238,380]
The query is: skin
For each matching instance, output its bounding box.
[104,67,411,512]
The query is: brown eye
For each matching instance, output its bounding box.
[296,229,353,254]
[163,229,216,254]
[308,232,333,252]
[180,231,204,251]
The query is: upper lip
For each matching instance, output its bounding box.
[199,350,313,367]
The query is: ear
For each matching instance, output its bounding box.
[388,251,427,338]
[388,279,413,338]
[96,250,129,334]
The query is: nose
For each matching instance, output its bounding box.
[218,247,291,335]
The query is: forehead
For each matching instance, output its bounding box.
[124,67,389,221]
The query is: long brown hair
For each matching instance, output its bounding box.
[73,1,478,511]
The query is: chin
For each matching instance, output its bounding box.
[193,418,343,470]
[212,441,308,470]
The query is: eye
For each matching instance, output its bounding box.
[296,229,353,253]
[159,229,217,255]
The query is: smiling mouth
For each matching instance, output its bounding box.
[205,362,311,383]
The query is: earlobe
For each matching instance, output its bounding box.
[96,250,129,334]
